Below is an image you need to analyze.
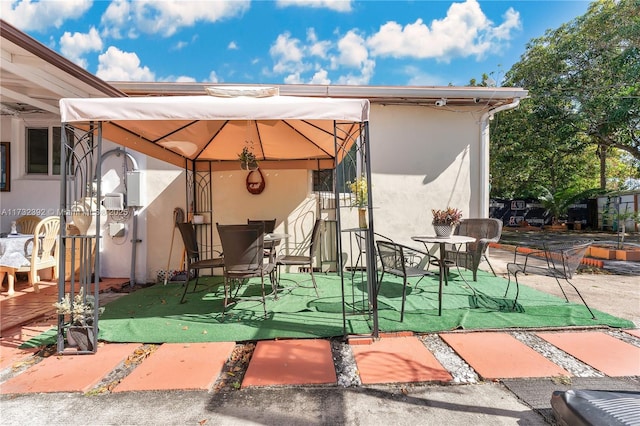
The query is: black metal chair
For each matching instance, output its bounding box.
[177,222,224,303]
[376,240,437,322]
[506,240,595,318]
[275,219,323,297]
[248,219,277,259]
[217,223,275,317]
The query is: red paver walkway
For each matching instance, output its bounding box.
[440,332,570,379]
[1,278,129,335]
[0,320,56,370]
[242,339,336,387]
[0,343,139,394]
[624,329,640,339]
[537,331,640,377]
[114,342,235,392]
[351,335,452,384]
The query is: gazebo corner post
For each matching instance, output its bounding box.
[57,122,70,354]
[92,122,103,352]
[333,121,348,339]
[361,122,378,338]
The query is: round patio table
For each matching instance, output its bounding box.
[411,234,476,315]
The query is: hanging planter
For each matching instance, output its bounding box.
[238,144,259,170]
[246,168,266,194]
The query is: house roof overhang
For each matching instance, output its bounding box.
[113,82,528,108]
[0,19,125,117]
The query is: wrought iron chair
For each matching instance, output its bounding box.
[15,216,60,292]
[376,240,437,322]
[217,223,275,317]
[444,218,503,281]
[506,240,595,318]
[248,219,277,259]
[275,218,323,297]
[16,215,41,235]
[177,222,224,303]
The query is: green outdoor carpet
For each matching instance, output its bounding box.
[21,270,633,348]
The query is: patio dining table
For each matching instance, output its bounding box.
[0,234,34,295]
[411,234,476,315]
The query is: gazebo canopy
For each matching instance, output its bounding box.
[60,89,370,171]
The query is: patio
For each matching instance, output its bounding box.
[14,259,634,350]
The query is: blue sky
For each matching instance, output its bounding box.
[2,0,591,86]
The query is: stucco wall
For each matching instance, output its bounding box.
[366,104,480,247]
[2,102,485,283]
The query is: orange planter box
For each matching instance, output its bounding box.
[589,246,616,260]
[589,246,640,261]
[615,249,640,262]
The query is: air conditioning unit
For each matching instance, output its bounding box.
[103,193,125,211]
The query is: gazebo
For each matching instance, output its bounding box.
[58,88,376,353]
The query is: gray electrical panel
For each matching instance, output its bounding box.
[126,171,142,207]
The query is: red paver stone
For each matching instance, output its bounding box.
[440,332,569,379]
[351,336,452,384]
[623,329,640,339]
[0,343,140,394]
[242,339,336,387]
[114,342,236,392]
[537,331,640,377]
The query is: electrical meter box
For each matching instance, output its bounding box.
[126,171,142,207]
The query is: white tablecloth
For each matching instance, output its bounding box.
[0,235,33,268]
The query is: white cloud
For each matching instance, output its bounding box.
[335,58,374,85]
[96,46,154,81]
[59,27,103,69]
[276,0,352,12]
[284,72,303,84]
[228,41,238,50]
[269,33,308,75]
[307,28,331,58]
[172,41,188,51]
[309,69,331,84]
[1,0,92,32]
[208,71,220,83]
[366,0,520,62]
[100,0,250,38]
[334,30,368,68]
[100,0,133,39]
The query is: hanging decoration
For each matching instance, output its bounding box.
[246,168,266,195]
[239,120,259,170]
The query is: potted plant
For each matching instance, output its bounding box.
[53,288,103,351]
[238,146,258,170]
[348,175,368,228]
[431,207,462,237]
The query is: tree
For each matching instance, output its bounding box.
[492,0,640,196]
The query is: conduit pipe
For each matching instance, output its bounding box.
[479,98,522,217]
[97,147,140,286]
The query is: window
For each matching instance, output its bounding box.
[26,126,73,175]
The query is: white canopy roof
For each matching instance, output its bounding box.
[60,94,370,170]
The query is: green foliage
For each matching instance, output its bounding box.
[538,186,607,223]
[490,0,640,197]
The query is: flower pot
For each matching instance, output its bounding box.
[70,199,93,235]
[358,208,367,229]
[433,224,453,237]
[67,326,95,351]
